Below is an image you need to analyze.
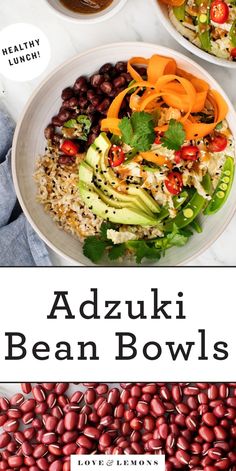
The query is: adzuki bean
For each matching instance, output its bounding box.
[0,383,236,470]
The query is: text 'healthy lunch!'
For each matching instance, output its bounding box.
[0,383,236,470]
[35,54,235,264]
[159,0,236,61]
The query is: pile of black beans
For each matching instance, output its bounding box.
[44,61,136,150]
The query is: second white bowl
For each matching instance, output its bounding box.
[154,0,236,68]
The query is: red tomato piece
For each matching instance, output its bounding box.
[230,48,236,58]
[154,132,164,145]
[181,145,199,161]
[210,0,229,24]
[208,133,227,152]
[174,150,181,164]
[108,145,125,167]
[165,171,183,195]
[60,140,79,156]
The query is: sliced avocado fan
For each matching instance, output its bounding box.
[78,133,161,227]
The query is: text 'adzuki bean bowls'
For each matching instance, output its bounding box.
[12,43,236,266]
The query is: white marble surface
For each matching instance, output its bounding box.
[0,0,235,266]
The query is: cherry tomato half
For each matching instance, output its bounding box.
[174,150,182,164]
[108,145,125,167]
[60,139,79,156]
[181,145,199,161]
[231,48,236,58]
[208,133,227,152]
[210,0,229,24]
[165,171,183,195]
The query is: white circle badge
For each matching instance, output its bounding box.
[0,23,51,82]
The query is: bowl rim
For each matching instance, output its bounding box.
[12,41,236,266]
[44,0,128,23]
[153,0,236,68]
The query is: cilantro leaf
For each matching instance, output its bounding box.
[154,225,189,255]
[119,111,155,152]
[83,236,107,263]
[119,116,133,144]
[64,119,77,128]
[63,115,91,141]
[108,244,126,260]
[126,240,161,264]
[161,119,186,151]
[77,115,91,135]
[99,221,116,241]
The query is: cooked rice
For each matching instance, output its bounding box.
[34,151,163,242]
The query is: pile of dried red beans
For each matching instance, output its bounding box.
[0,383,236,471]
[44,61,133,152]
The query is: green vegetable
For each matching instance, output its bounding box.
[126,240,161,264]
[99,221,116,241]
[126,225,190,263]
[196,0,211,52]
[110,134,122,146]
[173,2,186,21]
[63,119,77,129]
[151,109,161,126]
[158,191,189,220]
[108,244,126,260]
[204,157,235,215]
[125,148,138,163]
[77,115,91,135]
[83,237,108,263]
[127,79,138,94]
[215,121,223,131]
[230,20,236,47]
[154,225,189,253]
[190,219,203,233]
[119,111,155,152]
[161,119,186,151]
[82,221,191,264]
[199,30,211,52]
[165,174,211,231]
[64,114,91,141]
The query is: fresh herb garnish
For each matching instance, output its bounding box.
[154,224,189,255]
[108,244,126,260]
[119,111,155,152]
[64,115,91,141]
[83,222,191,264]
[126,240,161,264]
[161,119,186,151]
[83,236,108,263]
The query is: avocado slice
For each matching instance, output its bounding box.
[78,181,161,226]
[79,161,148,212]
[86,133,160,214]
[85,139,155,216]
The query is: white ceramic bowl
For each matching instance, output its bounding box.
[154,0,236,68]
[45,0,127,23]
[12,42,236,266]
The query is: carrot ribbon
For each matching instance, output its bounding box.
[101,54,228,140]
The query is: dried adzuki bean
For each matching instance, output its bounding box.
[0,382,236,470]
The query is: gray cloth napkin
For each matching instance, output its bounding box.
[0,106,51,266]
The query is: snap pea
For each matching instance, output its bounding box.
[196,0,211,51]
[164,174,211,231]
[204,157,234,215]
[173,2,186,21]
[190,218,203,233]
[158,191,189,221]
[230,20,236,47]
